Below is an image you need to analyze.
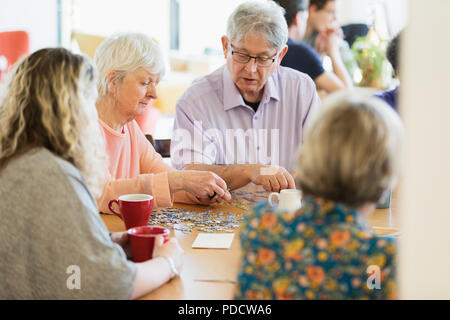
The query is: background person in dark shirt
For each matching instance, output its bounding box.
[374,32,401,111]
[276,0,352,93]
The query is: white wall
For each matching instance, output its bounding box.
[336,0,409,37]
[178,0,245,55]
[399,0,450,299]
[177,0,410,54]
[72,0,170,53]
[0,0,58,52]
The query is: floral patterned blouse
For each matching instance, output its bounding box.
[235,197,397,300]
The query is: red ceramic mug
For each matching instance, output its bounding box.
[108,194,153,230]
[127,226,170,262]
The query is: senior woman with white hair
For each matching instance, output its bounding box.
[236,94,403,300]
[94,33,232,213]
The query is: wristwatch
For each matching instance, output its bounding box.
[158,255,179,278]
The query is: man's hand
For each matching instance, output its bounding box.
[246,165,296,192]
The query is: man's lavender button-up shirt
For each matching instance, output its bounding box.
[170,65,320,172]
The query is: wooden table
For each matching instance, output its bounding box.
[101,185,399,300]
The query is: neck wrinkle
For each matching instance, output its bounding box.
[96,96,126,133]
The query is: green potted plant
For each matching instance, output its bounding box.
[351,28,389,89]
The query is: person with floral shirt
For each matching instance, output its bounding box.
[235,93,403,300]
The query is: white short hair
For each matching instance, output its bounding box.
[226,0,288,51]
[94,32,165,97]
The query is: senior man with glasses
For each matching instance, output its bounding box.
[171,0,320,194]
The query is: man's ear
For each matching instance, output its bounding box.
[106,70,118,95]
[277,45,288,63]
[221,36,229,59]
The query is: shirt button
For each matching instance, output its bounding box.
[257,146,260,150]
[254,116,258,120]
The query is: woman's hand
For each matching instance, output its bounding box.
[154,237,184,276]
[110,231,133,259]
[168,170,231,202]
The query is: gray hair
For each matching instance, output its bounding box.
[226,0,288,51]
[94,32,165,97]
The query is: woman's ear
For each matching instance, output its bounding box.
[106,70,118,95]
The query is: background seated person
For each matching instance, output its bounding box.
[374,32,401,111]
[276,0,353,93]
[171,0,319,192]
[0,48,183,299]
[94,33,232,213]
[235,93,403,299]
[303,0,358,79]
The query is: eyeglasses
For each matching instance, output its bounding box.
[230,44,278,67]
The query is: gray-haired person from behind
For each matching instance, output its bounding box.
[171,0,320,193]
[236,93,403,299]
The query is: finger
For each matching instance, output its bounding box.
[269,176,280,193]
[196,197,216,206]
[208,191,217,200]
[261,178,272,191]
[157,235,164,246]
[284,170,296,189]
[120,232,128,244]
[154,235,164,255]
[276,172,288,190]
[221,189,232,201]
[213,174,228,192]
[216,196,224,203]
[212,183,228,199]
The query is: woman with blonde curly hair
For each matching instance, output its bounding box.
[236,93,403,300]
[0,48,183,299]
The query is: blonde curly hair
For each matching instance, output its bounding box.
[0,48,108,198]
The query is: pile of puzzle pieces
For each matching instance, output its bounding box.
[148,190,270,233]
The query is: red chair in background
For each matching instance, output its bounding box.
[0,31,30,81]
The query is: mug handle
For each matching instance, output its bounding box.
[108,199,123,220]
[268,192,280,206]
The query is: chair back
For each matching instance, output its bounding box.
[145,134,171,158]
[71,32,106,59]
[341,23,369,47]
[0,31,29,80]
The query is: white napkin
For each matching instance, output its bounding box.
[192,233,235,249]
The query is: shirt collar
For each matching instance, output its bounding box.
[222,66,280,111]
[223,66,245,111]
[98,118,127,137]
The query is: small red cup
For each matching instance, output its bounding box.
[127,226,170,262]
[108,194,153,229]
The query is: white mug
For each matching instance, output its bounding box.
[268,189,302,211]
